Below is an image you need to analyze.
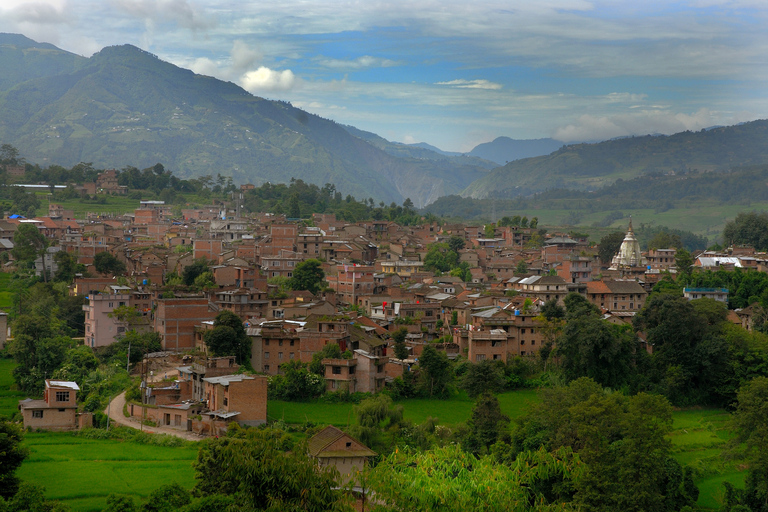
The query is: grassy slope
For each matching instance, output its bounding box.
[17,432,198,512]
[0,358,25,419]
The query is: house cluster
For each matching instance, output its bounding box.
[17,191,757,435]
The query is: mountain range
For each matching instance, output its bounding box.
[3,33,768,210]
[0,34,487,207]
[461,120,768,199]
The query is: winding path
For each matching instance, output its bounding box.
[104,391,204,442]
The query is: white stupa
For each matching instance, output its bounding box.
[609,217,646,269]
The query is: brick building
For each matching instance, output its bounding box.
[18,380,80,431]
[155,297,216,350]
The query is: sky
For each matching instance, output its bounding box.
[1,0,767,152]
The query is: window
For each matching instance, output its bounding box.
[290,340,295,346]
[223,397,228,406]
[279,340,283,346]
[531,340,536,345]
[265,340,270,346]
[108,302,114,308]
[264,365,270,371]
[289,353,294,359]
[521,328,526,334]
[349,366,355,374]
[476,354,486,361]
[264,352,270,360]
[521,340,525,345]
[56,391,70,402]
[278,352,283,360]
[333,366,342,375]
[33,410,43,418]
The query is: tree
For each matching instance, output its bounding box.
[675,248,694,277]
[349,394,404,450]
[104,494,136,512]
[289,259,325,295]
[460,360,506,397]
[0,421,29,499]
[181,258,209,286]
[557,293,638,389]
[140,483,190,512]
[723,211,768,250]
[368,444,574,512]
[515,260,528,275]
[12,223,48,277]
[510,379,696,512]
[416,345,453,398]
[423,243,459,273]
[391,327,409,360]
[192,428,351,512]
[447,235,466,252]
[53,251,84,283]
[648,230,683,250]
[726,377,768,512]
[462,392,510,454]
[203,310,250,364]
[597,231,625,265]
[93,252,126,276]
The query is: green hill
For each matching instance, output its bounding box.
[0,35,489,208]
[461,121,768,199]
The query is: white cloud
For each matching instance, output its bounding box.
[240,67,296,93]
[401,135,417,144]
[230,40,262,74]
[436,79,503,90]
[316,55,399,69]
[552,108,720,142]
[189,57,221,77]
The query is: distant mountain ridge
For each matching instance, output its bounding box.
[461,121,768,199]
[467,136,565,165]
[0,34,493,208]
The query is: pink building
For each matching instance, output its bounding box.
[83,291,131,348]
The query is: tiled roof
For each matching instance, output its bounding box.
[307,425,376,458]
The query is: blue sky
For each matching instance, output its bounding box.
[1,0,766,152]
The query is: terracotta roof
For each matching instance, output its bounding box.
[604,280,646,294]
[586,281,611,294]
[307,425,376,458]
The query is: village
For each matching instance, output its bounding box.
[1,168,761,449]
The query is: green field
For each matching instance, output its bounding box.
[267,388,541,427]
[669,408,740,510]
[17,432,198,512]
[0,358,25,419]
[0,272,14,310]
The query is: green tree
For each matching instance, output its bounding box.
[726,377,768,512]
[349,394,404,450]
[723,211,768,250]
[462,392,510,454]
[0,421,29,499]
[447,235,466,252]
[391,327,409,360]
[597,231,625,265]
[368,444,573,512]
[93,252,126,276]
[191,428,351,512]
[182,259,209,286]
[423,243,459,273]
[203,310,250,365]
[460,360,506,398]
[515,260,528,275]
[416,345,453,398]
[104,494,136,512]
[557,293,638,388]
[289,259,325,295]
[12,223,48,277]
[140,483,190,512]
[675,248,694,278]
